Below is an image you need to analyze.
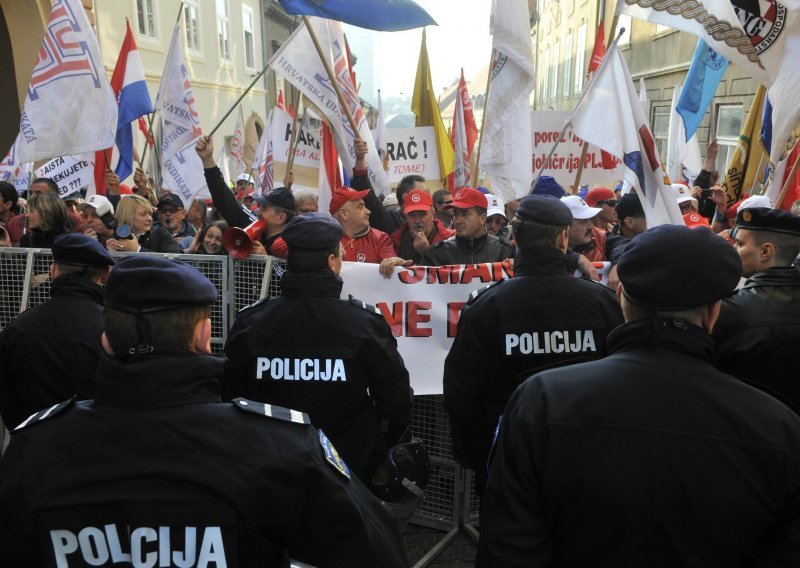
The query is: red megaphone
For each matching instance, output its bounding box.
[223,219,267,258]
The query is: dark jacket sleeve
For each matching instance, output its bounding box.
[140,225,182,253]
[351,170,403,235]
[204,166,252,229]
[694,169,712,189]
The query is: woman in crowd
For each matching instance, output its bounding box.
[18,193,70,248]
[183,220,228,255]
[106,194,181,254]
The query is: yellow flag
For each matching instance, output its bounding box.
[721,85,769,203]
[412,29,455,179]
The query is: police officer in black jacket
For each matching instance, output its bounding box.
[0,233,114,430]
[714,207,800,413]
[0,255,406,567]
[479,225,800,567]
[443,196,623,493]
[224,213,413,489]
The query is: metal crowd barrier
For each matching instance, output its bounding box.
[0,248,480,566]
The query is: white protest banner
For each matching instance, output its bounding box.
[532,111,623,188]
[35,155,94,197]
[271,107,320,193]
[340,261,512,394]
[371,126,440,184]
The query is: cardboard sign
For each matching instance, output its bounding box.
[373,127,441,184]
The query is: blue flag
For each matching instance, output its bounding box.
[761,95,773,155]
[677,39,728,142]
[278,0,436,31]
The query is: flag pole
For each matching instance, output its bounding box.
[572,16,618,192]
[776,147,800,208]
[302,16,361,139]
[208,63,272,137]
[471,55,495,187]
[285,91,303,175]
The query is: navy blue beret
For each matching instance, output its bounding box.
[618,225,741,310]
[282,212,343,251]
[615,192,645,220]
[51,233,114,267]
[105,256,217,312]
[515,195,573,226]
[531,176,566,198]
[256,186,296,211]
[736,207,800,236]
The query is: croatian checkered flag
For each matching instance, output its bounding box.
[16,0,117,163]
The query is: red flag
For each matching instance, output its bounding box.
[450,69,478,158]
[277,90,287,112]
[138,117,154,147]
[779,143,800,211]
[319,121,341,214]
[588,20,606,75]
[288,103,295,118]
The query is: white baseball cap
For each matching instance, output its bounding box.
[236,173,254,184]
[672,183,695,204]
[85,194,114,216]
[486,194,506,219]
[560,195,601,220]
[739,195,774,210]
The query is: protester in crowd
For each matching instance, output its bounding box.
[132,166,158,207]
[444,196,623,495]
[604,192,648,290]
[390,188,454,265]
[0,255,406,566]
[421,188,514,265]
[186,198,207,233]
[79,195,116,247]
[183,220,229,255]
[382,192,400,212]
[560,195,607,262]
[18,192,71,248]
[692,139,722,219]
[196,136,294,258]
[293,188,319,214]
[531,175,566,198]
[585,187,617,231]
[485,194,508,240]
[155,193,197,242]
[0,233,114,430]
[478,224,800,567]
[674,183,698,215]
[107,194,181,254]
[224,213,413,494]
[4,177,83,245]
[714,207,800,414]
[0,181,21,227]
[433,188,454,228]
[234,173,254,201]
[683,211,712,230]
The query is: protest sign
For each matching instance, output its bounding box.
[34,155,94,197]
[531,111,623,188]
[372,127,441,184]
[270,107,321,194]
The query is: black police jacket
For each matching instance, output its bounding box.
[443,248,623,487]
[0,276,104,429]
[478,319,800,567]
[420,233,514,266]
[223,271,413,485]
[714,266,800,413]
[0,350,406,567]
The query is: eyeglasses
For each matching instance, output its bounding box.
[158,207,179,214]
[597,200,617,207]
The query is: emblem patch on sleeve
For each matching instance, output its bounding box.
[319,430,350,479]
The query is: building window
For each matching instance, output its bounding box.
[136,0,158,39]
[217,0,231,61]
[184,0,201,53]
[575,24,586,94]
[618,14,632,45]
[243,5,256,69]
[563,33,573,99]
[652,105,670,159]
[715,104,743,172]
[550,41,559,101]
[542,48,549,104]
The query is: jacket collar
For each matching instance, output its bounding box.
[50,276,104,304]
[608,318,715,362]
[94,350,223,407]
[455,232,488,251]
[743,266,800,289]
[280,271,344,298]
[514,247,570,276]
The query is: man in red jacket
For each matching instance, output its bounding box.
[390,189,454,265]
[329,186,400,267]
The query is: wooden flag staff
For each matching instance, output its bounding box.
[471,51,496,188]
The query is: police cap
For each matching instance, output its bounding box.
[515,195,573,226]
[617,224,741,310]
[51,233,115,267]
[282,212,343,251]
[255,186,296,211]
[105,256,217,313]
[737,207,800,236]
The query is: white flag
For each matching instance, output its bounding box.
[374,89,387,158]
[452,89,470,190]
[154,24,207,207]
[216,145,232,188]
[16,0,117,163]
[229,106,246,177]
[252,110,274,197]
[269,17,389,195]
[0,136,32,193]
[570,42,684,227]
[666,85,687,183]
[479,0,535,202]
[638,77,650,118]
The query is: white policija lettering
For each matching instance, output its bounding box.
[256,357,347,382]
[50,525,226,568]
[505,330,597,356]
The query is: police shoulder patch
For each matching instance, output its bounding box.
[348,294,381,315]
[232,398,310,425]
[467,280,504,304]
[14,397,75,432]
[319,430,351,479]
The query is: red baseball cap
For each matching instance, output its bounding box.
[447,187,488,210]
[585,187,615,207]
[118,183,133,195]
[329,186,370,214]
[403,189,433,213]
[683,212,711,230]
